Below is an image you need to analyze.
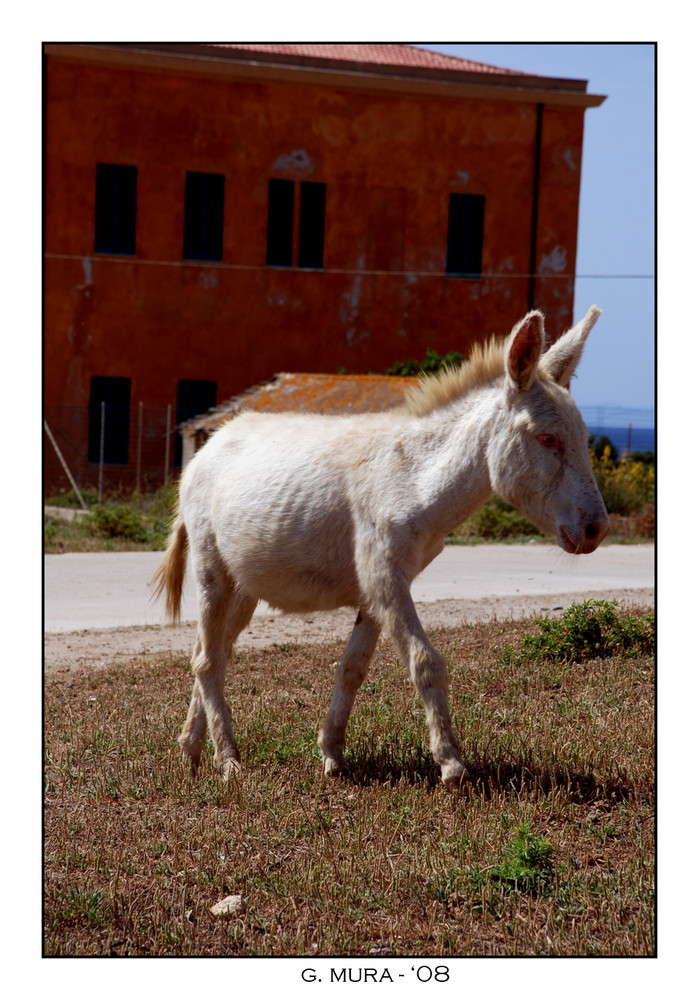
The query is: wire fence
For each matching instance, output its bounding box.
[44,403,180,499]
[43,401,655,500]
[579,406,656,457]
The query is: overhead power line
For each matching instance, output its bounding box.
[44,252,654,281]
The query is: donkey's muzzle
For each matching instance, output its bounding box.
[559,516,610,554]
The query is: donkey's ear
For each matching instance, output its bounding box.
[540,305,602,387]
[506,310,545,391]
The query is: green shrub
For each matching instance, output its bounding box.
[45,488,99,508]
[499,600,655,667]
[628,450,655,466]
[45,484,178,552]
[386,348,463,377]
[471,823,557,897]
[589,433,619,463]
[451,496,546,543]
[91,502,150,542]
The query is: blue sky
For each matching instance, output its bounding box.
[419,43,655,413]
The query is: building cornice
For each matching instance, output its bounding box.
[44,43,606,109]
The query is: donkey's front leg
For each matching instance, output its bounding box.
[318,609,382,777]
[405,631,468,791]
[378,587,468,791]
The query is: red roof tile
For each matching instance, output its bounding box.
[104,43,592,94]
[208,43,529,78]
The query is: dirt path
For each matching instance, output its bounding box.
[44,587,654,675]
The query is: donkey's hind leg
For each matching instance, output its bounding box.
[179,560,256,777]
[318,609,381,777]
[178,638,208,773]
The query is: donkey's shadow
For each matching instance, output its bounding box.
[344,748,632,804]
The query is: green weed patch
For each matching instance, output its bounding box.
[499,600,655,666]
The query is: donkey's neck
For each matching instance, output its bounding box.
[401,389,498,538]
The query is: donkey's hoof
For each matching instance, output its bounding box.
[220,758,242,781]
[181,752,200,777]
[178,734,206,770]
[323,756,350,779]
[441,764,470,795]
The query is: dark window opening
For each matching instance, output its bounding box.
[175,380,217,467]
[94,163,137,255]
[266,178,295,266]
[298,181,326,268]
[266,178,326,268]
[183,172,225,261]
[88,376,131,464]
[446,193,485,278]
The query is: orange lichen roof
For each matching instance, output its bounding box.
[183,372,416,432]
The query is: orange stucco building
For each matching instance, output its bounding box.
[43,43,604,490]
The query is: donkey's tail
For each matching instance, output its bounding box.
[150,510,189,623]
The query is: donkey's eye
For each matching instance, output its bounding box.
[536,433,563,451]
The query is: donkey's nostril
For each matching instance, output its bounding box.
[585,518,610,543]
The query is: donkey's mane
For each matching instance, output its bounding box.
[402,337,507,416]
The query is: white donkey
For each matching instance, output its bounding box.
[152,306,609,791]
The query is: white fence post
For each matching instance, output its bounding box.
[164,404,172,483]
[136,401,143,493]
[98,400,106,503]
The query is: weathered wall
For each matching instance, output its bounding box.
[44,51,586,485]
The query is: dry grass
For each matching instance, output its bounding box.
[44,615,655,957]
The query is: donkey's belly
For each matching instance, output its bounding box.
[217,516,361,614]
[238,559,361,614]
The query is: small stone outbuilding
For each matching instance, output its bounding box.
[180,372,415,467]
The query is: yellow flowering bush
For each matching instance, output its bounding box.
[590,446,655,515]
[450,443,655,543]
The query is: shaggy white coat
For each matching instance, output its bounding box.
[152,306,609,790]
